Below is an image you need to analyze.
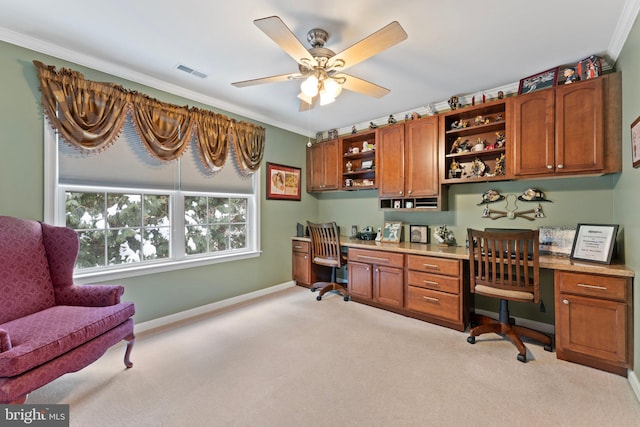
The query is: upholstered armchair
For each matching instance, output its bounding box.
[0,216,135,404]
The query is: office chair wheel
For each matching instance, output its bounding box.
[467,336,476,344]
[343,295,350,301]
[517,353,527,363]
[316,295,322,301]
[310,287,317,292]
[544,344,553,352]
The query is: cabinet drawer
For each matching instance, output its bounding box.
[407,270,459,294]
[292,240,310,253]
[349,248,404,268]
[406,254,459,276]
[557,271,628,301]
[406,286,460,322]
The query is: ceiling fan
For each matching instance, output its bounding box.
[231,16,408,110]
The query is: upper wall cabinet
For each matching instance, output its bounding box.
[306,139,340,192]
[340,129,377,190]
[439,99,512,185]
[378,116,446,210]
[513,72,621,177]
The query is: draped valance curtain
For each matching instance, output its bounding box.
[34,60,265,175]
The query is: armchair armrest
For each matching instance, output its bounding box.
[0,329,11,353]
[54,285,125,307]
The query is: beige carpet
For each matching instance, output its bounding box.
[29,286,640,427]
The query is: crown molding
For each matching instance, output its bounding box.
[608,0,640,62]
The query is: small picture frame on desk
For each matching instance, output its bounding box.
[410,225,429,244]
[570,223,618,264]
[631,115,640,168]
[382,221,403,243]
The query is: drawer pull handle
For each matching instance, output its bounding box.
[422,263,439,269]
[423,280,440,286]
[423,296,439,304]
[358,255,390,262]
[293,245,303,249]
[563,299,569,305]
[577,283,607,290]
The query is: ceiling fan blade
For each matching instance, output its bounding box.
[254,16,317,67]
[337,74,390,98]
[329,21,407,72]
[231,72,301,88]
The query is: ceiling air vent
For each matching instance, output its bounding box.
[176,64,207,79]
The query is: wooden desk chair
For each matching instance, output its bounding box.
[307,221,350,302]
[467,228,552,362]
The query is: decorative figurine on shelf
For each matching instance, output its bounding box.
[448,96,461,110]
[328,129,338,140]
[474,115,490,126]
[472,138,486,152]
[494,132,506,148]
[563,67,579,84]
[388,114,396,124]
[362,141,375,152]
[494,152,506,176]
[369,122,378,129]
[434,225,456,246]
[497,90,504,99]
[450,120,468,130]
[351,125,357,134]
[449,160,463,179]
[346,160,353,172]
[425,103,436,116]
[405,113,410,121]
[450,137,470,153]
[469,158,487,177]
[411,112,421,120]
[496,113,503,122]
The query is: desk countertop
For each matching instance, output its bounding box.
[293,236,635,278]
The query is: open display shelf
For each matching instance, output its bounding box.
[340,129,377,190]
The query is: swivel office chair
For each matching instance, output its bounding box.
[467,228,553,362]
[307,221,350,301]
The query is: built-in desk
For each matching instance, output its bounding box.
[292,236,634,375]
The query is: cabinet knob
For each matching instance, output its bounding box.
[408,190,412,195]
[563,299,569,305]
[557,164,564,169]
[547,165,553,169]
[304,255,307,260]
[399,191,403,195]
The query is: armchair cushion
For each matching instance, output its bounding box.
[0,302,135,377]
[0,330,11,353]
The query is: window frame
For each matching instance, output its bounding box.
[44,123,261,284]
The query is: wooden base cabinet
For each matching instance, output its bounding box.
[348,248,404,308]
[292,240,331,288]
[405,254,468,331]
[555,271,632,376]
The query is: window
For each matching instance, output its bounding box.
[45,118,260,282]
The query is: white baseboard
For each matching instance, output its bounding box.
[472,308,556,335]
[629,369,640,404]
[135,281,296,334]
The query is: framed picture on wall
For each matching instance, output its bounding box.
[266,162,301,201]
[631,115,640,168]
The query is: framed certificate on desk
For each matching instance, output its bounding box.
[570,224,618,264]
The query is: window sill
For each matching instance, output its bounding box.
[73,250,262,284]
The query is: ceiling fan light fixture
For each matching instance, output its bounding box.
[319,89,336,106]
[322,78,343,98]
[297,91,314,105]
[300,75,319,97]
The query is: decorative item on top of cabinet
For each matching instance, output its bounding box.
[440,98,512,184]
[340,129,377,190]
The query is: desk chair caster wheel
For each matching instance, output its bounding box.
[467,336,476,344]
[311,287,317,293]
[544,344,553,352]
[316,295,322,301]
[517,353,527,363]
[343,295,350,302]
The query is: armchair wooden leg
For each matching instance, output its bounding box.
[124,335,135,369]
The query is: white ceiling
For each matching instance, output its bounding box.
[0,0,638,137]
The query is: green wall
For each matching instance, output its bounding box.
[613,13,640,381]
[0,40,318,323]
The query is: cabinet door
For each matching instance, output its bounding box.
[513,89,555,176]
[374,265,403,307]
[306,141,339,192]
[377,124,405,197]
[557,293,627,365]
[322,139,340,190]
[405,117,439,197]
[348,261,373,299]
[555,78,604,174]
[292,249,310,286]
